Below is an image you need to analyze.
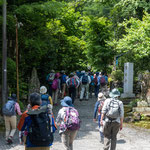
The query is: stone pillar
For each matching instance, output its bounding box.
[121,62,135,98]
[28,68,40,101]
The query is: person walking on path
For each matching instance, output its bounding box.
[56,96,80,150]
[52,72,61,106]
[2,94,22,144]
[66,73,80,104]
[61,70,67,99]
[93,92,106,143]
[100,88,124,150]
[40,86,53,106]
[46,70,55,96]
[80,72,91,101]
[94,72,100,98]
[17,92,57,150]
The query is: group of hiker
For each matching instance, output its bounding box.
[2,70,124,150]
[46,70,108,105]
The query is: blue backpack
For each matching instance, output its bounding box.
[82,75,88,84]
[41,94,50,106]
[61,74,67,84]
[2,100,16,116]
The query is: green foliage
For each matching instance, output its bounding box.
[118,87,123,93]
[109,12,150,73]
[128,99,141,108]
[111,69,123,81]
[18,100,25,111]
[83,17,113,71]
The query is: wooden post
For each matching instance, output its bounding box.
[2,0,7,107]
[16,17,19,102]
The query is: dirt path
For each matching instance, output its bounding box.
[0,97,150,150]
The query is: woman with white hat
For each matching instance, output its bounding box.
[93,92,106,143]
[40,86,53,106]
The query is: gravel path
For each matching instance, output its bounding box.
[0,97,150,150]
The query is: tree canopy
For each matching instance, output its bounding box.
[0,0,150,97]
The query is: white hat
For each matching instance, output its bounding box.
[98,92,106,101]
[40,86,47,94]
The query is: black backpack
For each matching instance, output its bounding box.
[82,75,88,84]
[27,106,54,146]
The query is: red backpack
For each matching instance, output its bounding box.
[98,101,104,113]
[94,76,98,86]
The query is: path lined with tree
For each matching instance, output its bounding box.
[0,97,150,150]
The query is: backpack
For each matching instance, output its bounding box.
[65,107,80,130]
[61,74,66,84]
[2,100,16,116]
[82,75,88,84]
[94,76,98,86]
[98,101,104,113]
[106,99,120,120]
[100,76,105,86]
[51,79,58,90]
[48,73,55,82]
[27,106,54,146]
[69,77,77,88]
[41,94,50,106]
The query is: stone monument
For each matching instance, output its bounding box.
[28,68,40,101]
[121,62,135,98]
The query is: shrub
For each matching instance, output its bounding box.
[111,69,124,81]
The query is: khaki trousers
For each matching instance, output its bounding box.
[4,115,17,139]
[52,89,59,104]
[61,130,78,150]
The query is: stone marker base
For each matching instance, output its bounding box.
[121,93,135,98]
[133,107,150,113]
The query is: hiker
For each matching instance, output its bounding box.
[2,93,22,144]
[56,96,80,150]
[94,72,100,98]
[52,72,61,106]
[17,92,57,150]
[100,88,124,150]
[100,72,108,93]
[46,70,55,96]
[40,86,53,106]
[61,70,67,99]
[66,73,80,104]
[89,72,95,98]
[93,92,106,143]
[80,72,91,101]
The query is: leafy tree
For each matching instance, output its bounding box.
[109,12,150,73]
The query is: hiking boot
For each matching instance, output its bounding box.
[100,138,104,144]
[7,137,13,145]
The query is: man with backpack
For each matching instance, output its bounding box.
[56,96,80,150]
[100,72,108,93]
[94,72,101,98]
[100,88,124,150]
[17,92,57,150]
[3,94,22,144]
[46,70,55,96]
[66,73,80,104]
[80,72,91,101]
